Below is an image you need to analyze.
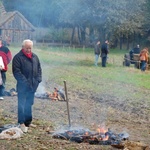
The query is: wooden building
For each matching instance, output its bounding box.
[0,3,35,44]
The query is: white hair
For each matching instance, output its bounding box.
[22,39,33,47]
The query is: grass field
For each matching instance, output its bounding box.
[0,45,150,149]
[8,45,150,94]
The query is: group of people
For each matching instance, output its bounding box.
[94,39,109,67]
[0,39,42,133]
[0,37,149,134]
[94,40,149,71]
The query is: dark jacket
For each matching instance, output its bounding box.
[101,43,109,57]
[0,46,12,71]
[133,47,140,54]
[94,44,100,55]
[12,50,42,93]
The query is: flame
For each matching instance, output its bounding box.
[96,127,109,141]
[85,131,89,136]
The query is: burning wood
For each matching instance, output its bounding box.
[35,87,65,101]
[49,88,65,101]
[51,128,129,145]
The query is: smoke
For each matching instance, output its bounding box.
[3,0,145,28]
[36,82,47,95]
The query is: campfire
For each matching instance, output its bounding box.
[47,81,149,149]
[51,127,129,145]
[48,82,129,146]
[35,87,65,101]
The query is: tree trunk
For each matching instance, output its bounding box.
[98,27,106,44]
[127,34,130,50]
[114,38,118,48]
[89,26,94,43]
[80,26,86,45]
[77,26,81,45]
[138,33,141,45]
[133,31,135,47]
[71,26,75,45]
[120,33,123,50]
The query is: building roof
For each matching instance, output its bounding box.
[0,3,35,31]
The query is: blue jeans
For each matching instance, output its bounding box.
[18,91,35,126]
[0,71,6,96]
[95,54,99,66]
[141,61,147,71]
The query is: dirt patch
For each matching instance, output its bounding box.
[0,86,150,149]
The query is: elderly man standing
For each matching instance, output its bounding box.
[12,39,42,133]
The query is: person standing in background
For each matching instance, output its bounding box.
[139,47,149,71]
[133,44,140,54]
[12,39,42,133]
[101,40,109,67]
[129,44,140,61]
[94,40,100,66]
[0,40,12,100]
